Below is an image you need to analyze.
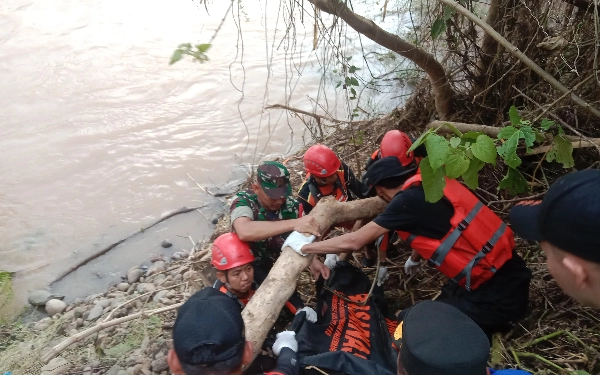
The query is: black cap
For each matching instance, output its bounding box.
[393,301,489,375]
[173,287,245,366]
[362,156,417,196]
[510,170,600,263]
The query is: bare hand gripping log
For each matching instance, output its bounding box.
[241,196,387,360]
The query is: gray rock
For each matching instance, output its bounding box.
[153,290,169,303]
[41,357,71,375]
[127,268,143,284]
[86,305,104,321]
[106,365,124,375]
[126,367,135,375]
[117,371,128,375]
[29,290,62,306]
[161,281,173,288]
[173,274,183,283]
[85,293,102,302]
[153,274,166,286]
[88,361,101,368]
[137,283,156,294]
[147,261,165,276]
[94,299,113,308]
[151,357,169,373]
[170,251,188,261]
[45,299,67,316]
[125,356,138,367]
[75,318,83,327]
[34,317,53,331]
[117,282,130,292]
[161,240,172,248]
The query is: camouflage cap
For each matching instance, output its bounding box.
[257,161,292,199]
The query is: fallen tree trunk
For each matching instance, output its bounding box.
[241,196,387,360]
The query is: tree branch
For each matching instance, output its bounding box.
[438,0,600,120]
[307,0,454,119]
[242,196,387,360]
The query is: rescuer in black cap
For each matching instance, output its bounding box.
[393,300,531,375]
[167,287,299,375]
[510,169,600,309]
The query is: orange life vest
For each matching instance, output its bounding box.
[305,170,349,207]
[396,174,514,291]
[216,281,298,314]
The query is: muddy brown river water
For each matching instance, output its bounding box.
[0,0,411,316]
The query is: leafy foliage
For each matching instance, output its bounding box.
[410,106,575,202]
[169,43,212,65]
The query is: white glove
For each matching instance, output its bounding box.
[282,231,316,256]
[296,306,317,323]
[324,254,340,269]
[404,257,421,275]
[376,266,389,286]
[272,331,298,355]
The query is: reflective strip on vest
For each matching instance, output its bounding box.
[452,222,507,291]
[429,201,484,267]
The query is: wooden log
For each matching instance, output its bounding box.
[241,196,387,359]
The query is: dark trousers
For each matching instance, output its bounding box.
[400,251,532,340]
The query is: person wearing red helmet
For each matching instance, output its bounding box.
[211,233,315,320]
[298,144,364,217]
[364,130,427,172]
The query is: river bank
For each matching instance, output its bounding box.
[1,112,598,375]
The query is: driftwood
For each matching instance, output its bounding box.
[52,205,206,284]
[241,196,387,360]
[40,303,183,364]
[426,121,600,154]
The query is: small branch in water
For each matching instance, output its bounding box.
[51,205,207,284]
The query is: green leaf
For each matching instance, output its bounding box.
[462,158,484,189]
[177,43,192,49]
[350,88,356,96]
[534,130,546,143]
[431,19,446,40]
[461,131,485,140]
[197,43,211,53]
[569,371,591,375]
[509,105,522,126]
[349,77,359,86]
[408,130,432,152]
[420,157,446,203]
[348,65,360,73]
[540,118,556,131]
[437,122,463,137]
[497,131,522,168]
[497,126,519,140]
[520,126,536,148]
[169,49,184,65]
[471,135,497,164]
[336,81,342,88]
[449,137,461,148]
[442,5,455,21]
[445,149,470,179]
[425,133,451,171]
[546,135,574,168]
[499,168,529,194]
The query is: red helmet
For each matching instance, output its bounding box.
[211,233,254,271]
[303,144,341,177]
[380,130,415,167]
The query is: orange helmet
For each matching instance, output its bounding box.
[380,130,414,167]
[303,144,341,177]
[211,233,254,271]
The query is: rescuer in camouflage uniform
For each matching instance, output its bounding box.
[230,161,329,280]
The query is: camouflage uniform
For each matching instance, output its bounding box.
[230,161,299,269]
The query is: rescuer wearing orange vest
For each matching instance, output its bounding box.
[210,233,317,321]
[283,157,532,338]
[298,144,364,216]
[365,130,417,172]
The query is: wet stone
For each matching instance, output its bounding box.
[86,305,103,321]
